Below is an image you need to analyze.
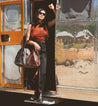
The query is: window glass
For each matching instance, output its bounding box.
[55,0,98,89]
[2,45,22,85]
[2,4,21,31]
[60,0,94,22]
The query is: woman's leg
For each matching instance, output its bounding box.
[34,52,47,102]
[38,52,47,92]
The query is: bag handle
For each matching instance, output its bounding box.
[24,40,39,55]
[23,40,30,49]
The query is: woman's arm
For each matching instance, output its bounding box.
[26,24,41,51]
[26,24,32,42]
[48,3,56,28]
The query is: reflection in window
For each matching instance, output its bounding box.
[60,0,93,22]
[2,4,21,31]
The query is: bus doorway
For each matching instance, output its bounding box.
[0,0,24,88]
[24,0,56,91]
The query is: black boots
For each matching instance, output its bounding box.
[37,92,43,102]
[30,91,43,102]
[30,91,39,101]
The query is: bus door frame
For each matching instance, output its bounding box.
[0,0,24,88]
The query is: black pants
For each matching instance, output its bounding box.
[38,52,47,91]
[35,42,47,92]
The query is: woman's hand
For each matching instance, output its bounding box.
[56,4,61,10]
[48,3,56,28]
[26,40,40,51]
[48,3,55,10]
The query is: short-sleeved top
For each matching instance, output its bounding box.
[30,24,49,42]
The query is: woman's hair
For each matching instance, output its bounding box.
[32,8,48,30]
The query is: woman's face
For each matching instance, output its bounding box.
[38,10,46,20]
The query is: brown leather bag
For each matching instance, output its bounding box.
[14,42,40,68]
[26,49,40,68]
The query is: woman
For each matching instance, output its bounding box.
[26,3,56,102]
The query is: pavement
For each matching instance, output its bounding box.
[0,91,98,106]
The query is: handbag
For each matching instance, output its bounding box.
[14,41,40,68]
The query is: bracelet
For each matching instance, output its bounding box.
[26,40,30,43]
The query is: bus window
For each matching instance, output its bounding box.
[2,4,21,31]
[1,45,22,85]
[55,0,98,89]
[60,0,93,22]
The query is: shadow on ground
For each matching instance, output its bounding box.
[0,91,98,106]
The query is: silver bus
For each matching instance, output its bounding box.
[0,0,98,105]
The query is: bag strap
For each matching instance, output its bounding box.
[32,67,40,80]
[18,67,21,75]
[23,40,30,49]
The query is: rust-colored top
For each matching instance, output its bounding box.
[30,25,49,42]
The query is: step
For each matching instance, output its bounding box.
[24,97,63,105]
